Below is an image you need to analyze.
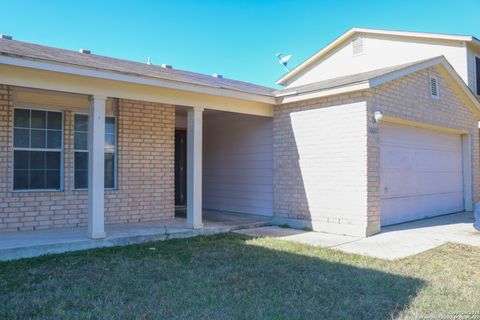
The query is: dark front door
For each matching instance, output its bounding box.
[175,130,187,206]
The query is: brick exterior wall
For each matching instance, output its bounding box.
[273,66,480,237]
[1,65,477,236]
[366,66,480,234]
[104,99,175,224]
[0,85,175,232]
[273,92,371,236]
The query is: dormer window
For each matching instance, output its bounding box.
[352,37,363,56]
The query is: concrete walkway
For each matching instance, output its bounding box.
[235,212,480,260]
[3,210,478,261]
[0,210,270,261]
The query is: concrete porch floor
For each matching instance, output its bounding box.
[0,210,270,261]
[234,211,480,260]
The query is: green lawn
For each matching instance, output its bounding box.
[1,234,479,320]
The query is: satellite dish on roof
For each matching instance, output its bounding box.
[276,52,291,72]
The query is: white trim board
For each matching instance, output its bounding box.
[276,56,480,116]
[0,55,275,105]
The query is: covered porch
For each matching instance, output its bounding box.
[0,210,270,261]
[82,93,274,239]
[0,48,275,253]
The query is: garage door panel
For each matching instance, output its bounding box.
[416,150,462,171]
[416,172,463,194]
[380,123,464,226]
[381,146,462,172]
[380,125,462,151]
[380,145,415,171]
[381,192,464,225]
[381,171,463,198]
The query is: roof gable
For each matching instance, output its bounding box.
[277,28,480,86]
[276,56,480,116]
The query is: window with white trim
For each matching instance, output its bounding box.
[13,108,63,190]
[74,114,116,189]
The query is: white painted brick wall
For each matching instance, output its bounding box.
[274,93,371,236]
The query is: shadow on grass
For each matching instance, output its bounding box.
[0,233,424,320]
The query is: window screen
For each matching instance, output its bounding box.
[13,109,62,190]
[74,114,116,189]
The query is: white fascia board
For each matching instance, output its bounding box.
[277,27,477,86]
[276,82,369,104]
[439,60,480,114]
[467,38,480,51]
[0,55,275,104]
[351,28,473,43]
[276,28,356,86]
[368,56,445,88]
[277,55,480,114]
[369,56,480,115]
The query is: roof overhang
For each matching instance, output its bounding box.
[275,81,369,104]
[276,28,480,86]
[275,56,480,117]
[0,54,276,105]
[0,60,274,117]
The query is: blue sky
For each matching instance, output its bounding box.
[1,0,479,88]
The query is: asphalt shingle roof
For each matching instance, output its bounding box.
[0,37,275,97]
[275,58,440,96]
[0,38,456,101]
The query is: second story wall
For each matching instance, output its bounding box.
[287,34,471,91]
[467,46,480,96]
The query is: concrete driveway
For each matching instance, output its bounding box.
[234,212,480,260]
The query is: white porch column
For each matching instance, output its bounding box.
[87,95,107,239]
[187,107,204,229]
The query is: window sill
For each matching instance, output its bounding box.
[73,188,117,192]
[12,189,63,193]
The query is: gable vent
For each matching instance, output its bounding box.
[429,76,439,99]
[352,37,363,56]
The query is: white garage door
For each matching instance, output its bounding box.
[380,123,464,226]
